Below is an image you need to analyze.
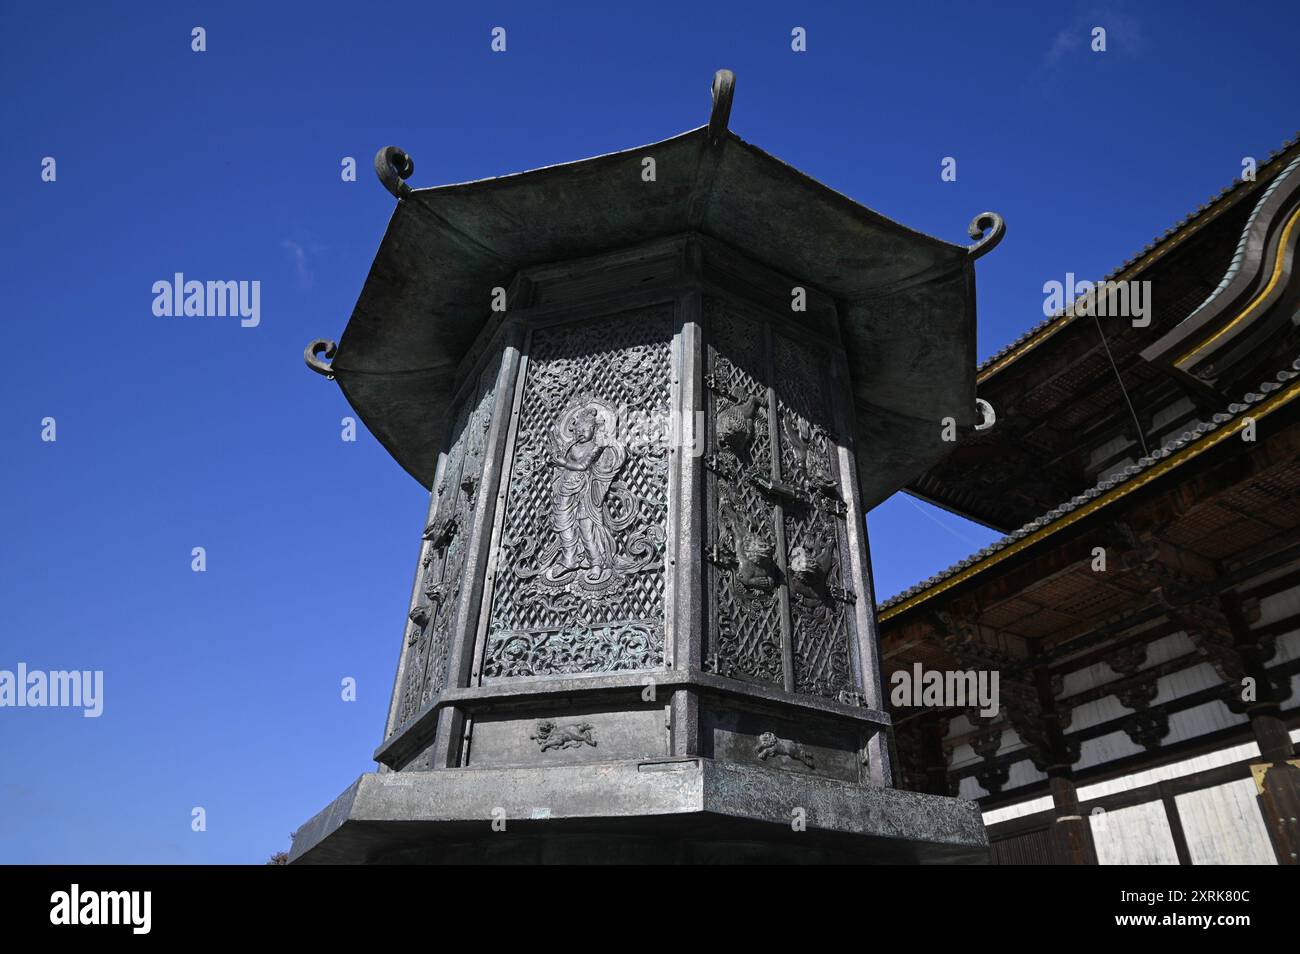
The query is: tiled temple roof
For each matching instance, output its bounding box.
[878,356,1300,614]
[1176,155,1300,337]
[976,132,1300,379]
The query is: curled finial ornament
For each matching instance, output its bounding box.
[374,146,415,199]
[974,398,996,431]
[966,212,1005,259]
[305,338,337,378]
[708,69,735,146]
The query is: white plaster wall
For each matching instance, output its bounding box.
[1090,800,1181,864]
[1176,778,1276,865]
[984,730,1300,863]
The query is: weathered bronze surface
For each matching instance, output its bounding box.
[292,71,996,864]
[311,72,994,513]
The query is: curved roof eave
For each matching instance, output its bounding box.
[328,123,980,492]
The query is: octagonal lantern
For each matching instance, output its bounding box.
[291,70,999,864]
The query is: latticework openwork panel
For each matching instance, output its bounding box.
[483,306,674,678]
[704,298,784,686]
[392,353,500,734]
[703,298,860,700]
[773,330,855,699]
[702,298,863,701]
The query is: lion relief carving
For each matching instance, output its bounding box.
[754,730,815,769]
[530,720,598,752]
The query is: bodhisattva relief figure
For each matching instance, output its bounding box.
[552,404,624,579]
[518,398,630,590]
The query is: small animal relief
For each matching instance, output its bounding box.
[754,731,815,769]
[530,720,598,752]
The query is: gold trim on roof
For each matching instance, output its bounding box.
[878,376,1300,622]
[1174,205,1300,369]
[974,154,1299,385]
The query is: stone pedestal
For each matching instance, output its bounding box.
[292,758,986,864]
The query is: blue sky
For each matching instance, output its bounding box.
[1,1,1296,863]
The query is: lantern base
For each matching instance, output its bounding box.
[288,757,987,864]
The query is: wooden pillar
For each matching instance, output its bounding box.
[1035,658,1097,864]
[1254,758,1300,866]
[1223,594,1300,864]
[1250,706,1294,762]
[890,713,950,795]
[1047,770,1098,865]
[1248,708,1299,865]
[922,716,952,796]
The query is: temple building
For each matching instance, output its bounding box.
[882,133,1300,865]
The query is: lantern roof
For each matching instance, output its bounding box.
[309,70,1002,510]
